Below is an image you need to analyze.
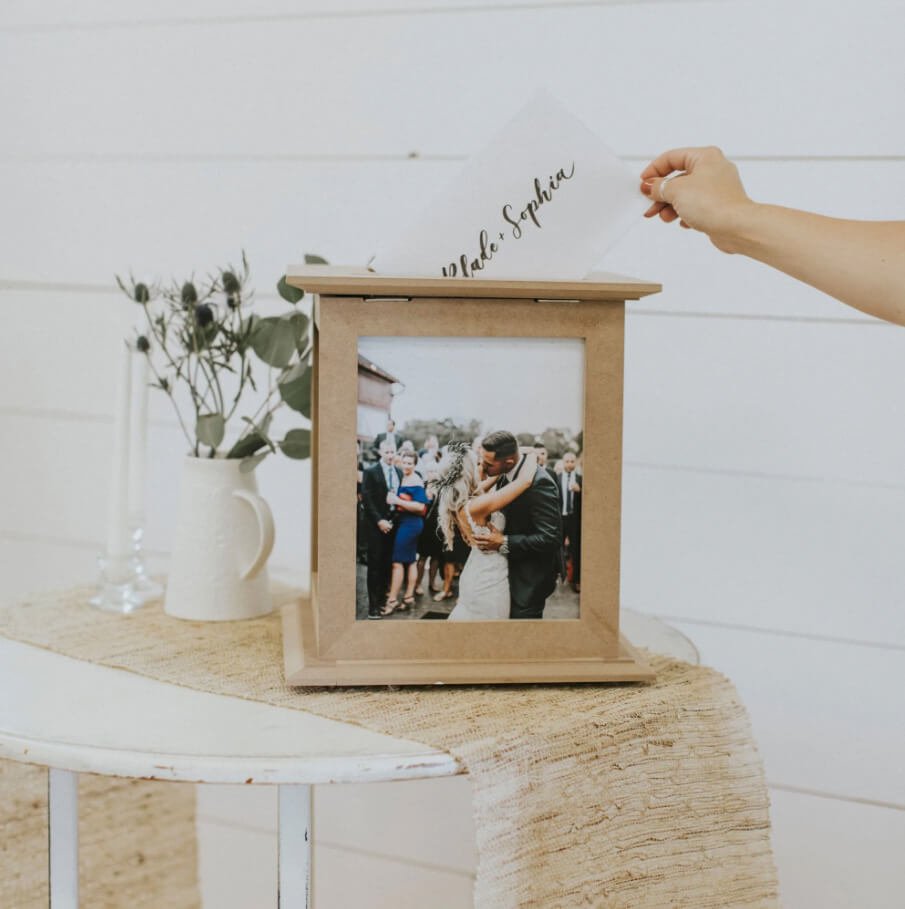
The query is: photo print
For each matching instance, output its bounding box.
[356,336,585,622]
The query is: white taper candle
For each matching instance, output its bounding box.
[128,350,149,528]
[107,341,133,562]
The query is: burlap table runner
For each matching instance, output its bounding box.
[1,587,778,908]
[0,759,199,908]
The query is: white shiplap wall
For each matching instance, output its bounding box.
[2,1,904,906]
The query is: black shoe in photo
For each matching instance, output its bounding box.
[368,607,382,620]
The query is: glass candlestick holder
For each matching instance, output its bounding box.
[90,552,147,614]
[128,523,164,603]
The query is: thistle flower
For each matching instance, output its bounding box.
[194,303,214,327]
[136,335,151,353]
[134,283,150,304]
[181,282,198,306]
[222,271,240,295]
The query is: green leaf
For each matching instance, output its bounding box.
[196,413,225,449]
[276,275,304,304]
[239,452,269,473]
[304,253,329,265]
[249,316,299,368]
[280,308,307,337]
[279,428,311,460]
[278,360,312,417]
[226,431,268,459]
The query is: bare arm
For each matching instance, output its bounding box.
[469,452,538,522]
[641,147,905,326]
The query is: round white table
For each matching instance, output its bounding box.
[0,611,696,908]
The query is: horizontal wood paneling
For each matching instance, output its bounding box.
[1,160,903,316]
[667,620,905,806]
[0,289,310,428]
[0,418,311,581]
[2,428,903,645]
[622,466,905,646]
[0,0,694,30]
[196,818,475,908]
[1,2,902,158]
[4,289,904,486]
[624,315,905,485]
[196,776,478,873]
[768,788,905,909]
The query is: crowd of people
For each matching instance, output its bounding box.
[357,421,583,620]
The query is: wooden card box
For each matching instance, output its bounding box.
[281,266,661,686]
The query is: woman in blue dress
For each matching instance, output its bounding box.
[383,451,430,615]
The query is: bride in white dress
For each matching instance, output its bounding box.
[433,444,538,621]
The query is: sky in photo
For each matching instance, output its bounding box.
[359,336,584,437]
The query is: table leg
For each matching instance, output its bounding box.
[278,784,312,908]
[48,768,79,908]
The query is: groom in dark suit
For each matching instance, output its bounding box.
[475,430,562,619]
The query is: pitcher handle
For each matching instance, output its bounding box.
[233,489,276,580]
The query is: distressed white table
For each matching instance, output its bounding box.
[0,637,461,908]
[0,610,696,908]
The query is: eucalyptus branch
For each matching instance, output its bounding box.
[116,252,320,467]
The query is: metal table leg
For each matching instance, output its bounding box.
[278,784,312,907]
[48,768,79,908]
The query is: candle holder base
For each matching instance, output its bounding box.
[128,524,164,604]
[90,555,148,615]
[131,573,165,604]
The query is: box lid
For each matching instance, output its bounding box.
[285,265,661,302]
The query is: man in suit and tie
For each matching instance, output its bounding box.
[361,439,403,619]
[371,419,405,458]
[474,430,562,619]
[555,450,583,593]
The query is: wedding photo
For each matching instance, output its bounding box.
[355,336,585,622]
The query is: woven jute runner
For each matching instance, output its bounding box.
[0,759,199,908]
[1,587,778,908]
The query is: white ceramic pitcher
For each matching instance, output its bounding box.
[164,455,275,621]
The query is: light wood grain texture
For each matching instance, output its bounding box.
[285,264,661,300]
[289,290,654,684]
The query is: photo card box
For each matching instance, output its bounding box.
[371,90,647,281]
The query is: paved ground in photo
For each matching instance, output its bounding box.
[355,562,579,621]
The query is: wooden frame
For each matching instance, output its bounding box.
[282,267,661,685]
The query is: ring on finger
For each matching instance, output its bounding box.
[658,171,682,202]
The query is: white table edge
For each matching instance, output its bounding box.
[0,734,463,785]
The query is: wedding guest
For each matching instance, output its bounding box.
[557,451,582,593]
[361,440,402,619]
[418,435,442,474]
[434,525,469,603]
[372,419,406,457]
[356,442,368,564]
[640,146,905,326]
[384,451,430,614]
[415,464,443,596]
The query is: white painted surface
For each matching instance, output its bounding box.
[0,639,461,784]
[278,785,312,908]
[48,768,79,909]
[2,0,904,904]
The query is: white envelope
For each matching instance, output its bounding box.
[371,90,647,281]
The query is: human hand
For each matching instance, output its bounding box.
[640,147,754,253]
[474,527,505,552]
[570,480,581,493]
[378,519,393,534]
